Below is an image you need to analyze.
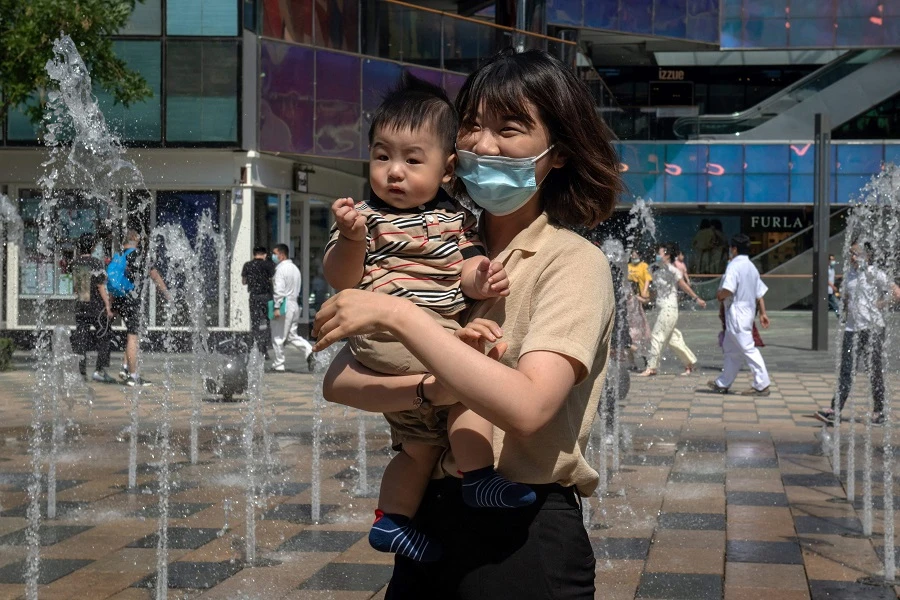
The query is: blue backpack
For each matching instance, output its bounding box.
[107,248,136,297]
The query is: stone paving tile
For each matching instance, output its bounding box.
[1,313,899,598]
[0,559,94,585]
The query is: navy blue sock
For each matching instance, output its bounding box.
[369,510,442,562]
[461,466,537,508]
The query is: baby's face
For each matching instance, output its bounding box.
[369,125,455,210]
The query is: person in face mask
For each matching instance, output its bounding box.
[815,242,900,426]
[638,242,707,377]
[626,249,652,369]
[312,49,622,596]
[827,253,841,317]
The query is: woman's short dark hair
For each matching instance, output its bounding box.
[660,242,678,259]
[454,49,622,229]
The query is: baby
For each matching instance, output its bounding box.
[323,74,535,563]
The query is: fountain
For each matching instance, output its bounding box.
[827,164,900,585]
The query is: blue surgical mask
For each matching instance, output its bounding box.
[455,146,555,216]
[655,255,663,263]
[272,254,280,264]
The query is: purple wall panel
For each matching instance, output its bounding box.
[259,41,314,154]
[315,51,361,158]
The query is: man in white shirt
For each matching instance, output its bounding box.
[827,254,841,317]
[270,243,315,372]
[708,234,771,396]
[816,242,900,425]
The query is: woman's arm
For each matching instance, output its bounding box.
[323,344,437,412]
[677,278,706,308]
[314,291,585,437]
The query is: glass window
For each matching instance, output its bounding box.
[835,17,884,47]
[745,0,785,19]
[95,41,161,142]
[585,0,618,29]
[788,18,836,47]
[744,144,789,173]
[744,174,789,202]
[707,174,743,203]
[742,18,788,47]
[6,102,39,142]
[166,40,240,143]
[261,0,312,42]
[837,144,883,174]
[619,2,653,33]
[789,0,829,18]
[122,0,161,34]
[315,0,358,52]
[154,191,225,327]
[654,0,687,39]
[167,0,239,36]
[259,41,315,154]
[315,51,361,158]
[546,0,583,25]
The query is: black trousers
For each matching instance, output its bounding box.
[832,328,885,414]
[385,478,595,600]
[248,295,271,356]
[72,310,111,371]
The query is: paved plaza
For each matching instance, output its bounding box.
[0,311,899,599]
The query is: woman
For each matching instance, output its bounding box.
[638,242,706,377]
[626,249,652,368]
[313,49,620,598]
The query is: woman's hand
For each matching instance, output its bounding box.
[312,289,409,351]
[427,323,509,406]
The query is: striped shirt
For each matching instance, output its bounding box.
[325,189,484,316]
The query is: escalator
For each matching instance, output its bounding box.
[673,49,899,140]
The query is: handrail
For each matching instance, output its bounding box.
[673,50,890,138]
[383,0,577,46]
[749,206,850,269]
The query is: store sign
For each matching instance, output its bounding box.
[658,69,685,80]
[294,169,309,193]
[745,212,809,231]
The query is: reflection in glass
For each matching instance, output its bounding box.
[260,41,315,154]
[94,41,161,142]
[167,0,239,35]
[122,0,161,34]
[166,40,240,143]
[315,0,359,52]
[261,0,312,42]
[315,51,361,158]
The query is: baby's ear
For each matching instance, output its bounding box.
[443,153,457,184]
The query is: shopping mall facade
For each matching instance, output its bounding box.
[2,0,898,332]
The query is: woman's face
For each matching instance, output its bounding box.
[456,100,564,187]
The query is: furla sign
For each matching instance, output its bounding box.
[744,211,810,232]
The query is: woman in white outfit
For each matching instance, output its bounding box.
[638,242,707,377]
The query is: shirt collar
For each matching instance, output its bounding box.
[490,212,552,260]
[365,188,453,213]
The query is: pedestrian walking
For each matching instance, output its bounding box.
[241,246,275,360]
[815,242,900,425]
[638,242,707,377]
[627,249,652,368]
[827,253,841,317]
[708,234,771,396]
[269,243,314,372]
[70,233,115,383]
[108,228,171,387]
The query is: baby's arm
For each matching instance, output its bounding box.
[461,256,510,300]
[323,197,367,291]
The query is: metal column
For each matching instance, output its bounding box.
[812,113,831,351]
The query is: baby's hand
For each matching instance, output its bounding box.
[473,257,510,298]
[331,197,367,242]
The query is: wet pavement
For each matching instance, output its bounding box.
[1,310,899,599]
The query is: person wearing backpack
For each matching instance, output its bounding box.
[108,229,171,386]
[71,233,115,383]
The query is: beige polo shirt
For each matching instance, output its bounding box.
[438,212,615,497]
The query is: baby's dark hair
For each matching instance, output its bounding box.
[368,71,458,155]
